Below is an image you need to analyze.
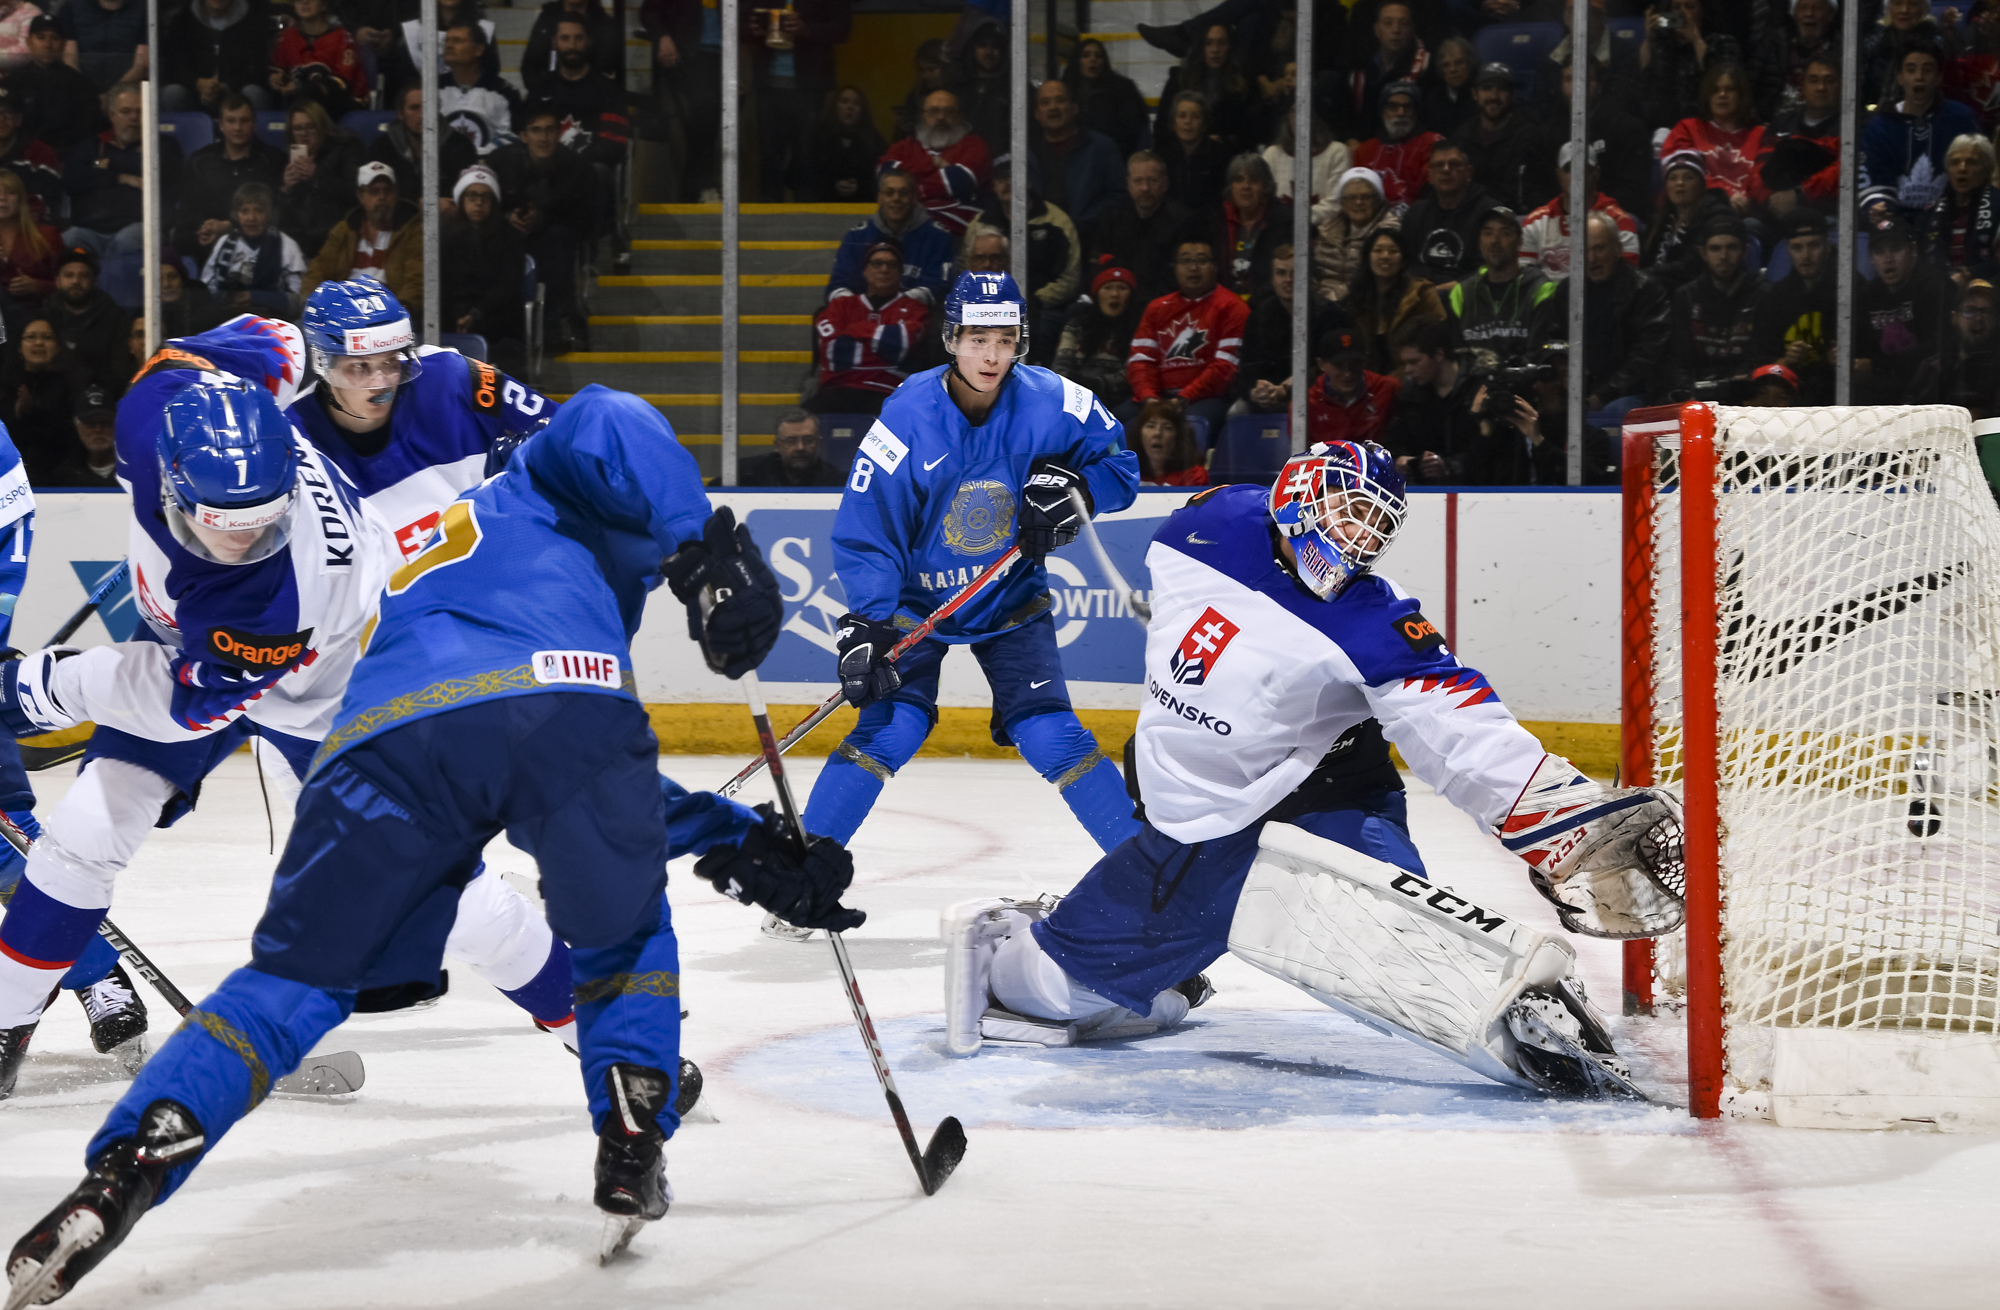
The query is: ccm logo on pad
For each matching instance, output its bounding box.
[209,626,313,670]
[1395,613,1444,653]
[533,650,622,689]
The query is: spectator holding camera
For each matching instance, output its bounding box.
[200,182,306,317]
[282,99,366,258]
[1638,0,1741,130]
[1465,341,1617,485]
[160,0,274,113]
[175,95,287,258]
[270,0,369,115]
[63,81,180,262]
[301,160,425,311]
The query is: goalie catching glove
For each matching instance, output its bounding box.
[1498,755,1685,939]
[660,506,784,679]
[693,804,865,932]
[1016,457,1090,563]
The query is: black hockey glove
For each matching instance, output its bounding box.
[693,804,866,931]
[835,612,903,709]
[1016,456,1091,563]
[661,506,784,679]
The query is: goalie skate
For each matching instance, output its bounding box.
[1505,988,1650,1101]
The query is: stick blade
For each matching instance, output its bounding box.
[919,1116,968,1195]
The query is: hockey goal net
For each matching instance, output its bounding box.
[1621,403,2000,1129]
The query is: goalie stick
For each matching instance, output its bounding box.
[14,559,130,771]
[0,815,366,1099]
[1067,488,1150,623]
[736,664,967,1196]
[714,546,1022,800]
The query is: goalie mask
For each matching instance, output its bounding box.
[1269,441,1407,600]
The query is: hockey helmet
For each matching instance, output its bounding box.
[301,279,424,390]
[157,373,300,566]
[1269,441,1407,601]
[942,269,1029,358]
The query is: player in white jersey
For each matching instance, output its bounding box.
[943,442,1686,1096]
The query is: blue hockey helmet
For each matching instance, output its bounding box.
[1270,441,1407,600]
[301,279,423,390]
[941,269,1029,358]
[157,374,300,565]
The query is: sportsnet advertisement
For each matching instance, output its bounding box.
[14,488,1624,723]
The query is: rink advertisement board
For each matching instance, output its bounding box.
[13,487,1624,724]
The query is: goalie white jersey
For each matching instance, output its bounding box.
[1134,485,1548,842]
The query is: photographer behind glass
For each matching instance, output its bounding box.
[1465,340,1619,486]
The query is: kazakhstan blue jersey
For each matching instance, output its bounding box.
[834,364,1138,642]
[314,385,711,768]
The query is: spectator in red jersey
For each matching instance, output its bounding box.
[1760,54,1842,224]
[1658,62,1765,217]
[1353,81,1439,217]
[1306,328,1397,447]
[1517,141,1641,277]
[269,0,367,116]
[878,88,992,236]
[1131,397,1209,487]
[1127,236,1250,428]
[1922,134,2000,286]
[808,240,929,416]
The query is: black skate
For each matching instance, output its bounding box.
[594,1063,674,1264]
[1505,984,1649,1101]
[0,1022,34,1101]
[73,966,147,1071]
[1173,974,1217,1010]
[674,1058,703,1118]
[4,1100,203,1308]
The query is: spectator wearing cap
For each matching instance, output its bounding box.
[175,94,287,260]
[879,87,992,237]
[14,16,101,153]
[200,182,306,318]
[1922,134,2000,286]
[1444,205,1561,358]
[1307,328,1397,448]
[40,246,125,391]
[1743,362,1802,408]
[1028,77,1124,230]
[1641,151,1733,294]
[0,315,72,481]
[1313,166,1396,302]
[441,164,528,376]
[1751,207,1837,402]
[159,0,274,114]
[1086,151,1195,305]
[735,410,847,488]
[1658,62,1764,220]
[825,166,953,304]
[441,20,525,157]
[0,167,60,333]
[1054,259,1142,409]
[1237,241,1347,416]
[1518,141,1640,277]
[268,0,368,115]
[807,239,928,416]
[1353,81,1439,217]
[1127,236,1249,428]
[1334,1,1429,142]
[42,380,117,487]
[1207,152,1292,301]
[301,160,425,312]
[490,100,604,349]
[1130,397,1208,487]
[0,85,62,225]
[371,84,479,212]
[1855,215,1957,404]
[1666,215,1768,399]
[0,0,39,71]
[1401,139,1494,286]
[1637,0,1742,129]
[1945,277,2000,416]
[52,0,147,92]
[1576,210,1671,416]
[1759,53,1842,222]
[281,100,366,259]
[1448,63,1551,214]
[1862,38,1980,220]
[62,81,181,262]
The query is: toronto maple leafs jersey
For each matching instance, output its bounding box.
[834,364,1139,642]
[289,346,556,560]
[62,320,397,743]
[1134,485,1545,842]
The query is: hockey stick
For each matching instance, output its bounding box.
[0,815,365,1097]
[15,560,131,771]
[714,546,1023,800]
[737,666,967,1196]
[1066,490,1150,623]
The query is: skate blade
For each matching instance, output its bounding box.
[4,1208,104,1310]
[108,1034,148,1077]
[272,1050,367,1098]
[1504,1002,1651,1102]
[759,912,816,943]
[598,1214,647,1265]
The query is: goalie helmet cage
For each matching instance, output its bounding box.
[1620,403,2000,1129]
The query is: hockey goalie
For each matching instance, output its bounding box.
[942,441,1685,1098]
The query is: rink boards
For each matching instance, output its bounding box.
[15,487,1624,725]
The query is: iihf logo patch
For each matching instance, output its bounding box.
[1170,607,1239,685]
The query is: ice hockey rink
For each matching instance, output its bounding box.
[2,753,1995,1310]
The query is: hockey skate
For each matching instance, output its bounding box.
[1503,982,1649,1101]
[4,1100,203,1309]
[594,1063,674,1264]
[0,1021,32,1100]
[73,966,147,1074]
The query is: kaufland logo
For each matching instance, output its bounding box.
[1169,606,1238,685]
[345,319,414,354]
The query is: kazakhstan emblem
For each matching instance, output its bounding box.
[941,479,1016,556]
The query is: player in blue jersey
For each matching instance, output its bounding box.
[799,270,1144,880]
[3,387,856,1303]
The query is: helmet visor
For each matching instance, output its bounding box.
[164,495,294,566]
[942,321,1028,359]
[322,349,422,390]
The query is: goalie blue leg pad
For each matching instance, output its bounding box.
[1007,711,1143,853]
[88,966,353,1204]
[1032,791,1424,1012]
[801,699,934,844]
[572,892,683,1140]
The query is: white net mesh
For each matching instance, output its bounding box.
[1642,406,2000,1096]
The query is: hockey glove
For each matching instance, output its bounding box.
[0,647,82,739]
[1498,755,1686,939]
[693,804,866,931]
[1016,457,1091,563]
[834,612,903,709]
[661,507,785,679]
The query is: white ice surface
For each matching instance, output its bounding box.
[3,754,1997,1309]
